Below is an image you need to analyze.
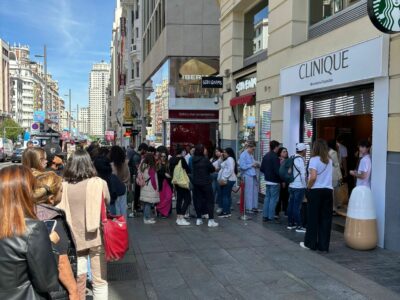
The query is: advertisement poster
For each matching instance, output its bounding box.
[105,131,115,142]
[33,110,46,123]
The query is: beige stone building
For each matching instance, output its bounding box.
[218,0,400,250]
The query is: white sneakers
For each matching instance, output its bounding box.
[196,219,203,226]
[201,214,209,219]
[299,242,309,249]
[208,220,219,228]
[176,218,191,226]
[216,208,222,214]
[144,219,156,224]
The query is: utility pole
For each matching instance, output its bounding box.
[44,45,47,114]
[77,104,79,137]
[69,89,71,137]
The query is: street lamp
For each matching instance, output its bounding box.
[34,45,47,117]
[64,89,72,136]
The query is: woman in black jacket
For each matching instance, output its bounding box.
[0,165,59,300]
[192,144,218,227]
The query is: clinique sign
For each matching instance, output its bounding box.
[298,50,349,80]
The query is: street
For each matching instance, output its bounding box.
[106,201,400,300]
[0,161,16,169]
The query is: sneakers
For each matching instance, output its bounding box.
[128,212,135,218]
[144,219,156,224]
[287,225,296,230]
[252,208,261,213]
[295,226,306,233]
[201,214,209,219]
[217,212,231,218]
[245,210,254,214]
[208,220,219,228]
[196,219,203,226]
[184,212,190,219]
[299,242,309,249]
[176,218,191,226]
[216,208,222,214]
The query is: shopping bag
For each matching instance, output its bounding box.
[101,196,129,261]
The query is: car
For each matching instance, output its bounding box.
[11,147,26,163]
[0,138,14,162]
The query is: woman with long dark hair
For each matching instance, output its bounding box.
[217,147,237,218]
[211,147,223,212]
[192,144,218,227]
[300,139,333,252]
[276,147,289,218]
[58,150,110,299]
[139,153,159,224]
[156,150,173,217]
[0,165,59,299]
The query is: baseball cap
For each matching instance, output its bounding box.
[296,143,307,152]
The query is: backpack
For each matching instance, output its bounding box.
[172,160,190,189]
[279,156,301,183]
[128,151,141,176]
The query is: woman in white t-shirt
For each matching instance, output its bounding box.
[300,139,333,252]
[217,148,237,218]
[350,140,372,188]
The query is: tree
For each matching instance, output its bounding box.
[0,118,24,141]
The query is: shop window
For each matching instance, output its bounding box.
[244,2,269,58]
[309,0,361,25]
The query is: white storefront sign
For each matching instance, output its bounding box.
[236,77,257,93]
[280,37,387,96]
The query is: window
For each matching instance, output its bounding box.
[309,0,361,25]
[132,68,135,79]
[244,2,269,58]
[136,28,139,39]
[136,62,139,77]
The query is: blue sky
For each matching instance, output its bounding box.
[0,0,115,114]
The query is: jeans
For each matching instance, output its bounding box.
[143,202,152,220]
[211,173,222,207]
[221,181,235,214]
[113,193,128,220]
[263,184,280,219]
[287,188,305,226]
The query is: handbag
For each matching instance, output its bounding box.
[334,182,349,206]
[218,179,227,186]
[101,196,129,261]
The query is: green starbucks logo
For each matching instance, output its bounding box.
[368,0,400,33]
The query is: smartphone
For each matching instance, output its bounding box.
[44,220,57,234]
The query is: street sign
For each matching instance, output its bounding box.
[48,111,59,123]
[201,76,223,88]
[368,0,400,33]
[31,122,41,134]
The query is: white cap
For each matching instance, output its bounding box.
[296,143,307,152]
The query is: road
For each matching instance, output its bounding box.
[0,161,16,170]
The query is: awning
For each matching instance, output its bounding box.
[230,93,255,107]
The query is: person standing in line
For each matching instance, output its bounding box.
[336,135,348,178]
[211,148,223,213]
[275,147,289,219]
[300,139,333,252]
[169,145,191,226]
[109,145,131,220]
[239,141,260,213]
[328,140,343,214]
[22,147,48,173]
[217,148,238,218]
[139,153,160,224]
[0,165,59,300]
[287,143,307,233]
[59,150,110,299]
[350,140,372,188]
[192,144,218,227]
[130,143,149,214]
[260,140,281,222]
[156,151,173,218]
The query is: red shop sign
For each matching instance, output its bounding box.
[169,110,219,120]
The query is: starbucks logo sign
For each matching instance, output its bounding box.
[368,0,400,33]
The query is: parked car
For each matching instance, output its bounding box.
[11,147,26,163]
[0,138,14,162]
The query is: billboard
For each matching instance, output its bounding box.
[33,110,45,123]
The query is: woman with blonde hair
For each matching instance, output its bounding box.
[300,139,333,252]
[0,165,58,299]
[58,150,110,300]
[34,171,79,300]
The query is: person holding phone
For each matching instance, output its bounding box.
[0,165,59,299]
[33,171,79,300]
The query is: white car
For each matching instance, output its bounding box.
[0,138,14,162]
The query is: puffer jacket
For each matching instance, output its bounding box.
[192,155,215,185]
[0,219,59,300]
[139,166,159,204]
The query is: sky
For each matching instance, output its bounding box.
[0,0,115,115]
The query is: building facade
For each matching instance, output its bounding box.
[142,0,220,150]
[0,39,10,121]
[218,0,400,250]
[89,62,111,138]
[78,107,89,136]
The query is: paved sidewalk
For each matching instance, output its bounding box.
[107,206,399,300]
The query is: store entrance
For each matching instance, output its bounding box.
[315,114,372,226]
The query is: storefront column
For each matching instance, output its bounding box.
[372,77,389,248]
[282,95,301,155]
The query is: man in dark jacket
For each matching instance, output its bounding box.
[260,140,281,222]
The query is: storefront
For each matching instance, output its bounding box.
[144,57,220,152]
[280,36,389,247]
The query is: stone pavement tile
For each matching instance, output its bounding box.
[155,287,196,300]
[226,247,277,272]
[148,267,188,291]
[142,252,176,270]
[187,279,233,299]
[271,291,324,300]
[228,281,272,299]
[138,239,167,254]
[196,248,239,266]
[109,280,148,300]
[209,263,262,288]
[158,233,191,252]
[252,270,310,294]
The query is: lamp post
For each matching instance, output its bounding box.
[64,89,71,137]
[34,45,47,117]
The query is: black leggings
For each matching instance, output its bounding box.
[304,188,333,251]
[193,184,214,219]
[176,186,191,215]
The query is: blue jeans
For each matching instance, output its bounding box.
[115,193,128,220]
[143,203,152,220]
[287,188,305,226]
[263,184,280,219]
[211,173,222,207]
[221,181,235,214]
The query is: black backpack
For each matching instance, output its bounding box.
[279,156,301,183]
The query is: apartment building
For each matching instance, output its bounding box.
[0,39,10,121]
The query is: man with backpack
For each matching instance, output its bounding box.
[260,140,281,222]
[129,143,148,216]
[286,143,307,232]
